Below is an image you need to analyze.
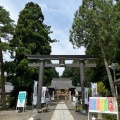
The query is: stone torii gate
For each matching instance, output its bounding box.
[26,55,96,112]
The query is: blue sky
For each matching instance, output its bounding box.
[1,0,85,75]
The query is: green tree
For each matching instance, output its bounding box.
[62,68,73,77]
[0,6,14,109]
[62,61,80,86]
[70,0,120,97]
[8,2,58,106]
[112,1,120,63]
[97,82,108,96]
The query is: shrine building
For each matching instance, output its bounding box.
[48,78,77,100]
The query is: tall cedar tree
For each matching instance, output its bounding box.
[10,2,58,105]
[70,0,120,97]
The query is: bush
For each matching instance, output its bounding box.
[102,114,116,120]
[8,97,15,108]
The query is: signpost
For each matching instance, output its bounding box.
[16,91,27,112]
[88,97,119,120]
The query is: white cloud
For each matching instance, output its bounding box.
[50,26,85,55]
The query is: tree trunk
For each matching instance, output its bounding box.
[0,38,6,109]
[100,41,116,97]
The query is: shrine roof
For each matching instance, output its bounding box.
[48,78,75,89]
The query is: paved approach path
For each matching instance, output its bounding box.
[51,102,74,120]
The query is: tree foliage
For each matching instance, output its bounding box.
[97,82,108,96]
[5,2,58,106]
[70,0,120,97]
[62,61,80,86]
[0,6,15,109]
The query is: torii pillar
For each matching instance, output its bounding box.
[79,60,85,111]
[37,59,45,111]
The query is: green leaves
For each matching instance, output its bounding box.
[0,6,15,109]
[97,82,108,96]
[0,6,14,24]
[0,6,15,38]
[69,0,120,96]
[70,0,120,66]
[70,0,116,53]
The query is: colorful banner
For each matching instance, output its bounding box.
[84,88,88,104]
[89,97,118,113]
[91,83,97,97]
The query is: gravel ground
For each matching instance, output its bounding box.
[66,101,88,120]
[34,101,58,120]
[0,109,36,120]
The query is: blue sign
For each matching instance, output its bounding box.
[17,91,26,107]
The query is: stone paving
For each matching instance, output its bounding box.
[50,102,74,120]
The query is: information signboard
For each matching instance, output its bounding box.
[88,97,119,120]
[17,91,26,107]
